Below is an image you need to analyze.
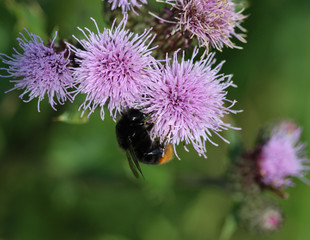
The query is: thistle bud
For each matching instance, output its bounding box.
[238,197,283,233]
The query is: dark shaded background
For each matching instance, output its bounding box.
[0,0,310,239]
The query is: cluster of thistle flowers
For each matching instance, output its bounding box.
[0,0,248,159]
[1,0,310,233]
[231,120,310,232]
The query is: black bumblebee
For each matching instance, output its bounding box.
[116,108,173,178]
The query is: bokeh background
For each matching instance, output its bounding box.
[1,0,310,239]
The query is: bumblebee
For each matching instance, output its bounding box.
[116,108,173,178]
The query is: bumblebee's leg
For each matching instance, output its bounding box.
[145,122,154,132]
[159,125,172,148]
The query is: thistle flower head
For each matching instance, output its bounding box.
[69,16,156,119]
[139,49,239,158]
[106,0,147,14]
[0,30,75,111]
[165,0,247,51]
[258,121,309,188]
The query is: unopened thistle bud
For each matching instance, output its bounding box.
[150,8,193,57]
[238,197,283,233]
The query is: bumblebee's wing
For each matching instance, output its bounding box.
[126,141,144,178]
[126,150,141,178]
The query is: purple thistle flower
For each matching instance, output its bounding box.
[164,0,247,51]
[0,30,75,111]
[68,16,156,120]
[106,0,147,14]
[138,49,240,158]
[258,121,309,188]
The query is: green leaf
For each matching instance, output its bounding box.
[219,214,238,240]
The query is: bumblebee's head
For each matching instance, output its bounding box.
[125,108,145,123]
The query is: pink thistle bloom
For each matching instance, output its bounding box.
[107,0,147,14]
[258,121,310,188]
[0,30,75,111]
[138,49,240,158]
[164,0,247,51]
[69,16,156,120]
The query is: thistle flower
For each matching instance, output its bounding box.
[258,121,309,188]
[139,49,240,158]
[69,16,156,119]
[165,0,247,51]
[106,0,147,14]
[0,30,75,111]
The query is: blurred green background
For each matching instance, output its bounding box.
[1,0,310,239]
